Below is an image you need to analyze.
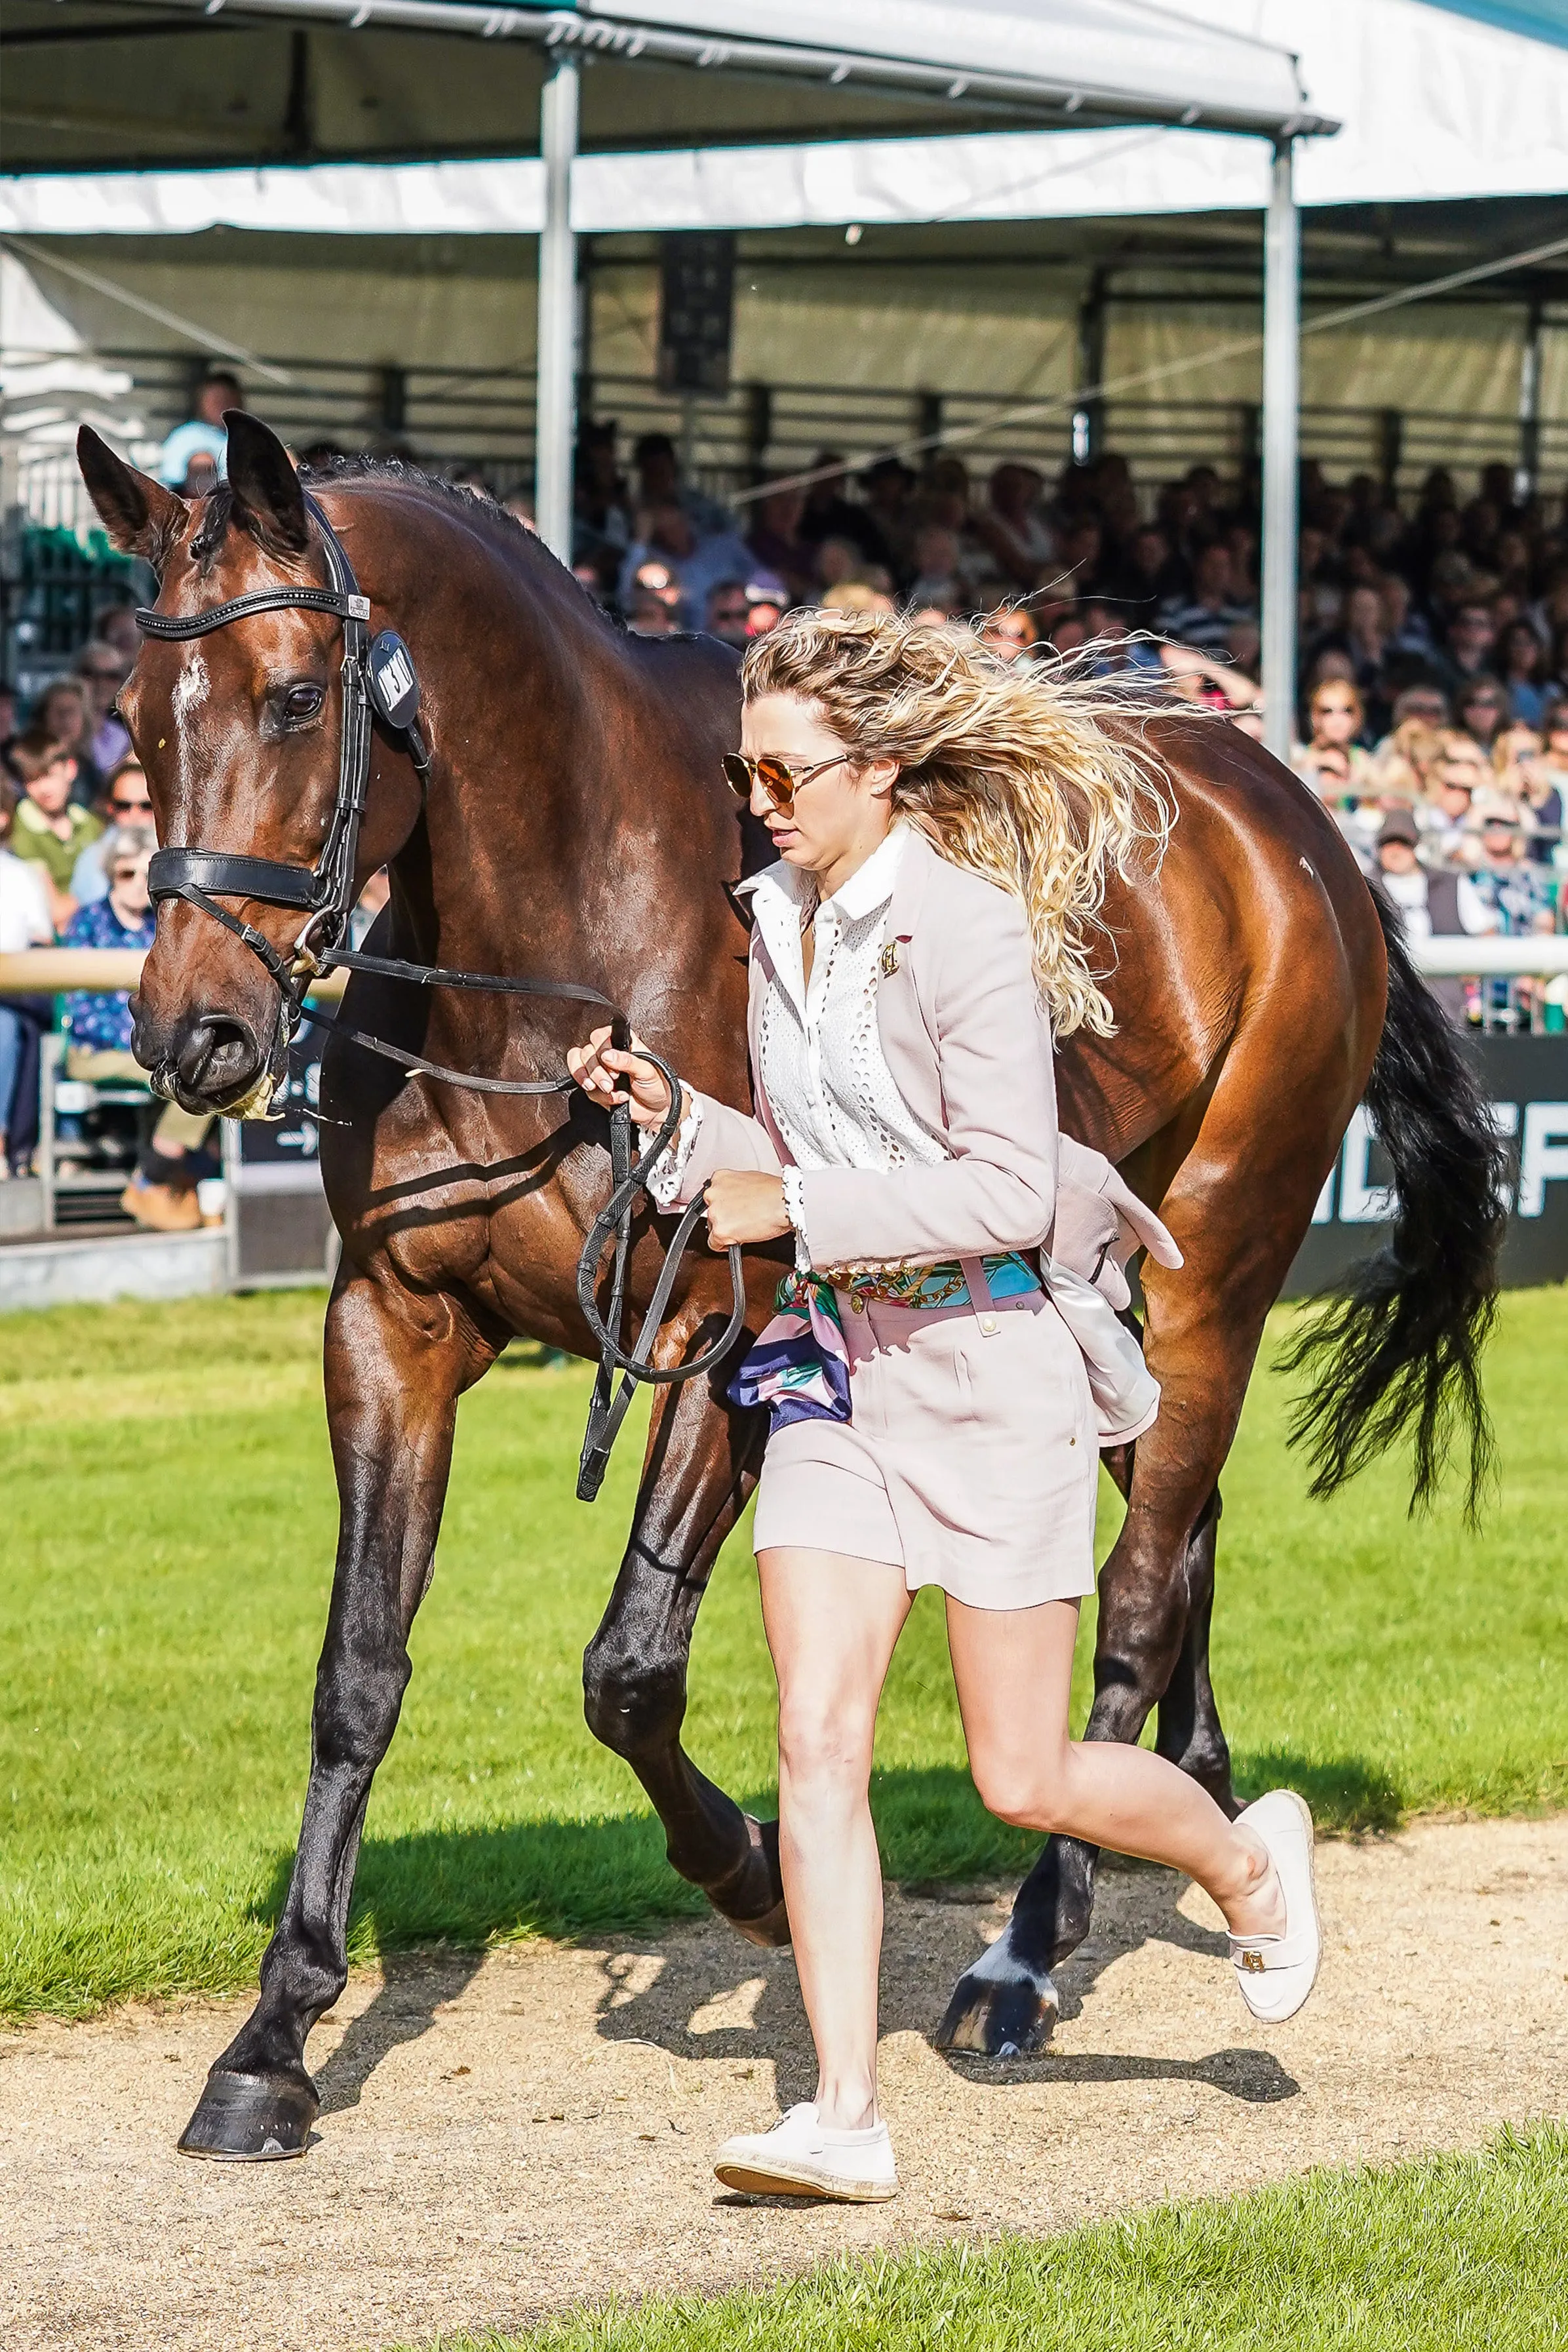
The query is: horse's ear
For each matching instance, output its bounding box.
[224,410,309,555]
[77,425,186,561]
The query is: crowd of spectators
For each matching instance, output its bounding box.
[5,388,1568,1199]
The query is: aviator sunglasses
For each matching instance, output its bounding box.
[722,751,852,813]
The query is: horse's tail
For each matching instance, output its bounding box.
[1279,885,1507,1523]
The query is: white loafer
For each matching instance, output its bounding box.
[1228,1788,1321,2024]
[714,2102,898,2203]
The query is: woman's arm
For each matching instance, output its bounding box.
[789,885,1057,1266]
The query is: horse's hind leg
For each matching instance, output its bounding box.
[178,1268,490,2159]
[583,1339,783,1940]
[936,1082,1343,2056]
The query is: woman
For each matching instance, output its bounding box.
[1290,678,1375,800]
[1497,620,1550,730]
[1455,676,1510,751]
[60,825,155,1076]
[570,612,1320,2204]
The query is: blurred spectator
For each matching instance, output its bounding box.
[503,488,539,535]
[625,585,678,638]
[973,464,1056,592]
[27,678,99,801]
[157,370,243,490]
[858,458,919,583]
[1463,794,1554,1027]
[60,829,155,1075]
[979,607,1040,665]
[1455,676,1510,749]
[0,679,17,749]
[905,524,977,616]
[746,482,816,604]
[1291,680,1376,803]
[74,640,132,776]
[5,729,101,931]
[97,606,142,665]
[574,423,635,574]
[1112,524,1183,633]
[72,755,153,909]
[1158,542,1256,651]
[631,433,732,538]
[1373,806,1477,1023]
[1496,619,1550,727]
[1418,734,1491,869]
[617,505,753,629]
[1442,598,1499,693]
[796,454,890,571]
[703,580,754,650]
[0,779,52,1177]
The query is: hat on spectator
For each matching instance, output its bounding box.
[1468,791,1522,831]
[1375,806,1420,850]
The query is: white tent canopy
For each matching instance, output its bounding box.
[3,0,1336,743]
[4,0,1558,240]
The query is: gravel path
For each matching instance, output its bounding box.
[3,1816,1565,2351]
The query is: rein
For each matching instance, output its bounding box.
[135,494,747,1502]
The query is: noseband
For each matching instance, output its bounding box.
[134,494,746,1500]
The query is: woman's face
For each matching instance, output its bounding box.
[108,846,151,922]
[1311,688,1360,747]
[40,688,87,748]
[1460,686,1504,741]
[739,692,894,876]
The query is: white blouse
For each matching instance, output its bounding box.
[648,827,940,1264]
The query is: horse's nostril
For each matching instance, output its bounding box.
[177,1014,262,1099]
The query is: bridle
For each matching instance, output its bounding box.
[135,492,747,1500]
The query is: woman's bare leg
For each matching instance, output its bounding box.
[756,1547,913,2129]
[946,1597,1285,1938]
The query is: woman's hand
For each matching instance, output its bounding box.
[567,1026,682,1129]
[705,1169,793,1249]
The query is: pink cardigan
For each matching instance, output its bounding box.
[666,827,1179,1299]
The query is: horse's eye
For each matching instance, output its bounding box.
[283,682,324,722]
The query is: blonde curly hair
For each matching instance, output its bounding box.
[743,608,1174,1038]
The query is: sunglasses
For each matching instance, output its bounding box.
[111,863,147,881]
[722,751,852,813]
[109,795,151,813]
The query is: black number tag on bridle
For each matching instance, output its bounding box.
[368,631,420,731]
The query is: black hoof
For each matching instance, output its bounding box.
[706,1814,791,1948]
[934,1958,1060,2056]
[178,2067,319,2161]
[730,1895,792,1950]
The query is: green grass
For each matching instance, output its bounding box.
[4,1284,1568,2019]
[435,2125,1568,2352]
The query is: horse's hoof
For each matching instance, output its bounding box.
[705,1814,790,1947]
[934,1944,1061,2056]
[177,2068,318,2161]
[728,1895,792,1950]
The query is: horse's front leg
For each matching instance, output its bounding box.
[583,1316,783,1942]
[179,1268,490,2159]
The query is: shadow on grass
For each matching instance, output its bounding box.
[251,1752,1403,1968]
[1231,1749,1405,1833]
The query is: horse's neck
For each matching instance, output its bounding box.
[381,525,732,1001]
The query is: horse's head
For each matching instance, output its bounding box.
[77,414,400,1117]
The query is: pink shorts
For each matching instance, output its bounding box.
[751,1287,1097,1612]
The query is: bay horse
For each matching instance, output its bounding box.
[77,414,1500,2160]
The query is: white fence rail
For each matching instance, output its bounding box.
[1,943,1565,998]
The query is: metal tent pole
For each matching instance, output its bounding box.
[1261,136,1299,766]
[536,53,579,562]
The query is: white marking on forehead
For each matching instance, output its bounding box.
[170,647,210,724]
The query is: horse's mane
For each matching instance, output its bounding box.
[193,452,619,625]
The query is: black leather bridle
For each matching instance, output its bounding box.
[135,493,747,1500]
